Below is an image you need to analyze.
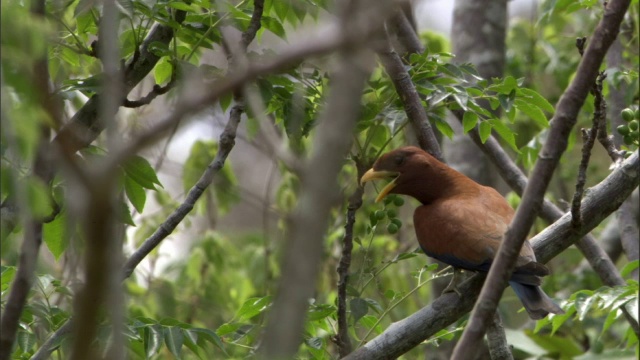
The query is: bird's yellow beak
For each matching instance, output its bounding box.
[360,169,399,203]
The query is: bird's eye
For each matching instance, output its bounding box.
[394,155,405,166]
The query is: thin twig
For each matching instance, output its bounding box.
[334,158,368,357]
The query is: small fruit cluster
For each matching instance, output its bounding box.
[369,194,404,234]
[617,108,640,146]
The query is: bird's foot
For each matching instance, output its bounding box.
[442,268,462,297]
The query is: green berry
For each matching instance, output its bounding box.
[622,108,635,122]
[391,218,402,228]
[369,212,378,226]
[375,210,386,220]
[383,195,394,205]
[387,223,399,234]
[387,208,398,218]
[624,135,634,145]
[635,109,640,120]
[617,125,630,136]
[629,120,639,131]
[393,197,405,206]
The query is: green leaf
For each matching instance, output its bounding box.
[515,99,549,128]
[452,93,469,111]
[43,211,68,260]
[164,326,184,358]
[392,252,418,262]
[262,16,286,39]
[182,329,204,360]
[118,200,136,226]
[462,112,478,133]
[26,177,52,219]
[488,119,519,152]
[273,0,290,21]
[1,267,16,292]
[193,328,226,352]
[551,306,575,335]
[305,337,323,350]
[488,76,518,94]
[602,308,621,334]
[364,298,384,314]
[367,124,389,149]
[123,155,162,190]
[497,89,516,112]
[307,304,336,321]
[236,296,272,321]
[359,315,382,334]
[434,117,454,139]
[154,57,172,85]
[518,88,555,113]
[168,1,199,12]
[220,93,233,112]
[17,330,36,353]
[144,325,163,358]
[621,260,639,278]
[478,121,492,143]
[125,176,147,213]
[350,297,369,324]
[148,41,171,57]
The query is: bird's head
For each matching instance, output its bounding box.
[361,146,462,204]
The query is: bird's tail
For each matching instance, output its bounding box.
[509,281,565,320]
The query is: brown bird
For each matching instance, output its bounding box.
[360,146,564,319]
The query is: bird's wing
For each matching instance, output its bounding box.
[413,191,542,277]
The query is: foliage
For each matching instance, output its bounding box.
[1,0,639,359]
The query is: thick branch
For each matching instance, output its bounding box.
[260,46,375,359]
[387,8,424,56]
[452,1,631,355]
[344,151,639,360]
[485,313,513,360]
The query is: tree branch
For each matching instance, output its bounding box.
[102,23,382,172]
[259,2,390,354]
[334,159,368,357]
[451,1,632,355]
[53,10,187,154]
[344,151,639,359]
[377,31,444,162]
[485,313,513,360]
[571,73,606,229]
[0,0,56,356]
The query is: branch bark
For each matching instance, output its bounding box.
[335,160,368,357]
[343,151,639,359]
[0,0,56,357]
[53,10,187,154]
[260,2,387,353]
[260,49,375,360]
[378,32,443,161]
[452,1,632,356]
